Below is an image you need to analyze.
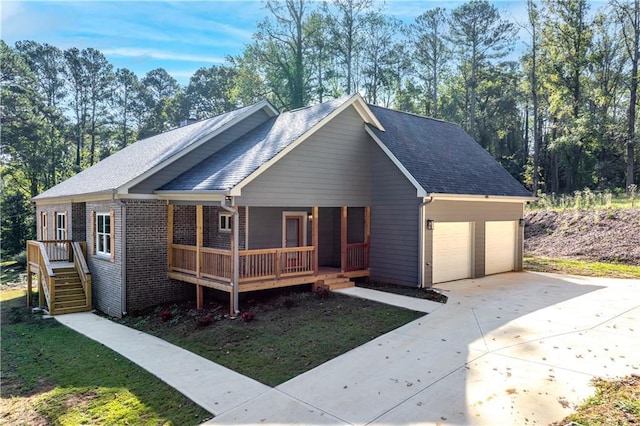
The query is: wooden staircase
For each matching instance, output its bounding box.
[51,267,91,314]
[317,276,355,291]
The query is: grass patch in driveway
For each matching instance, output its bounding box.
[524,255,640,278]
[553,375,640,425]
[1,288,211,425]
[357,280,448,303]
[118,287,424,387]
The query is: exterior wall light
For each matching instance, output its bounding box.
[426,219,434,230]
[519,218,525,227]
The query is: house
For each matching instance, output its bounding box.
[27,94,534,317]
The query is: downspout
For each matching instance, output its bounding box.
[220,196,240,315]
[120,200,127,316]
[418,197,433,288]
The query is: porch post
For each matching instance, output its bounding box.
[167,204,174,271]
[341,206,347,273]
[196,205,204,309]
[312,206,319,275]
[364,206,371,269]
[26,247,32,307]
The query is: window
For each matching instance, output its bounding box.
[96,213,111,255]
[219,212,232,232]
[40,212,48,240]
[55,212,67,240]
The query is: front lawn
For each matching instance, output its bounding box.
[0,288,211,425]
[118,286,424,387]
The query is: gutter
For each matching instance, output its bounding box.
[220,196,240,316]
[418,197,434,288]
[120,200,127,316]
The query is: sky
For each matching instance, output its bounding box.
[1,0,605,86]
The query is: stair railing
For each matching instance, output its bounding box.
[26,241,56,314]
[72,242,92,309]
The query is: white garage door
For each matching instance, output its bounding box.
[432,222,473,283]
[485,221,517,275]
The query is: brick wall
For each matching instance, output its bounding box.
[86,201,123,317]
[71,202,86,242]
[124,200,192,313]
[173,205,196,245]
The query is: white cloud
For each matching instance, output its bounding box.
[102,47,227,63]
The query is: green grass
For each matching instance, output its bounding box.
[556,376,640,425]
[1,290,212,425]
[119,289,424,387]
[1,260,22,285]
[527,189,638,211]
[524,255,640,279]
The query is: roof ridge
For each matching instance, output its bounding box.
[368,103,451,124]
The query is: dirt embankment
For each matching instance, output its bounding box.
[524,208,640,265]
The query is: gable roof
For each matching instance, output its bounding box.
[33,101,278,201]
[157,94,382,195]
[366,105,533,198]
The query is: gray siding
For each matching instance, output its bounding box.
[370,144,422,287]
[237,106,372,207]
[248,207,312,250]
[130,110,272,194]
[423,200,524,284]
[87,201,124,317]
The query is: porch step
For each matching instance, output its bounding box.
[52,270,89,313]
[319,277,355,291]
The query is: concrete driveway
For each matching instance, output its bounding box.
[207,272,640,425]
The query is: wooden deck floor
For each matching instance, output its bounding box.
[169,266,369,294]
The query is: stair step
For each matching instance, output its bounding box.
[54,299,87,309]
[55,292,85,301]
[327,280,354,290]
[53,305,91,315]
[53,267,76,274]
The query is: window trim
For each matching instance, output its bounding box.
[219,212,232,233]
[96,213,111,256]
[93,210,115,261]
[40,212,48,240]
[55,212,67,241]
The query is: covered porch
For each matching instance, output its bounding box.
[167,204,370,314]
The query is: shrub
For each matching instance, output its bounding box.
[160,309,172,322]
[240,311,254,322]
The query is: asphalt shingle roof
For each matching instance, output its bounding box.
[33,103,260,200]
[159,97,347,192]
[367,105,533,197]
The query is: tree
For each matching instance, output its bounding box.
[110,68,143,149]
[448,0,516,138]
[63,47,89,170]
[408,8,450,117]
[361,14,403,104]
[82,48,113,165]
[185,65,238,118]
[139,68,181,137]
[324,0,374,94]
[14,41,69,187]
[249,0,311,109]
[525,0,543,193]
[613,0,640,190]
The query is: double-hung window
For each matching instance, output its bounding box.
[55,212,67,240]
[219,212,232,232]
[96,213,111,256]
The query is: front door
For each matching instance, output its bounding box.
[284,216,303,247]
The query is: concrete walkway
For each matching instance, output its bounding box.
[206,272,640,425]
[55,312,270,417]
[57,272,640,425]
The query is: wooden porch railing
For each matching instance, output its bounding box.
[26,240,92,314]
[239,246,315,281]
[27,241,57,313]
[72,242,92,309]
[169,244,316,283]
[345,242,369,272]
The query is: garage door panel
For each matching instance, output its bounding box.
[485,221,516,275]
[432,222,472,283]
